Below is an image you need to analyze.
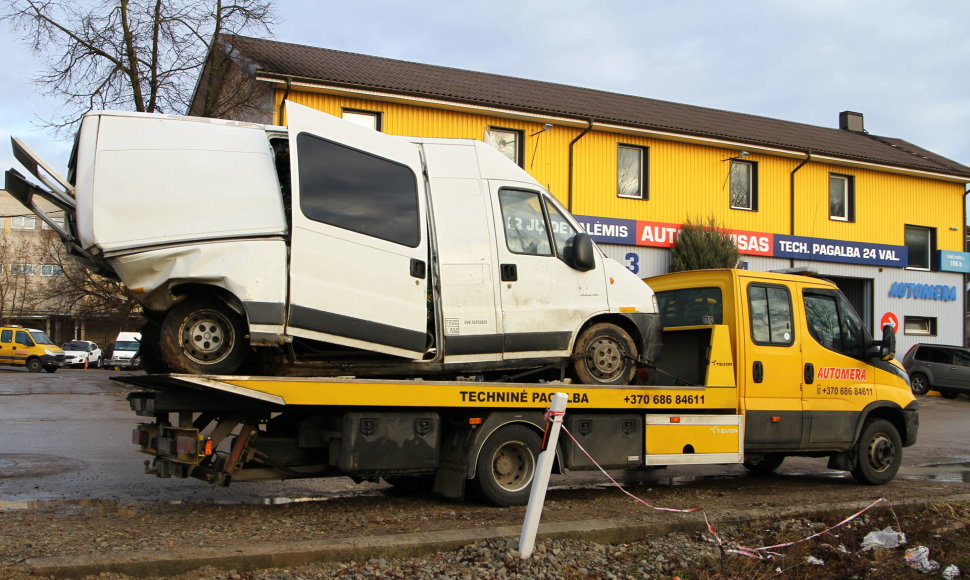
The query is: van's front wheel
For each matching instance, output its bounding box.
[572,323,638,385]
[160,298,248,375]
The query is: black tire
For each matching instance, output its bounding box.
[138,320,170,374]
[743,453,785,474]
[850,419,902,485]
[940,390,959,399]
[909,373,930,396]
[43,365,58,373]
[92,357,101,369]
[572,323,638,385]
[160,298,248,375]
[475,424,541,506]
[26,357,43,373]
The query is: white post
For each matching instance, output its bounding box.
[519,392,568,559]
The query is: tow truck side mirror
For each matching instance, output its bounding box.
[876,323,896,361]
[569,232,596,272]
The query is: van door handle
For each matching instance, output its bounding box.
[804,363,814,384]
[409,258,426,279]
[752,360,764,383]
[500,263,518,282]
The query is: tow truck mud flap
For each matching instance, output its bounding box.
[644,415,743,465]
[563,414,643,469]
[340,412,440,474]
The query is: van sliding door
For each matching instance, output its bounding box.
[285,102,429,358]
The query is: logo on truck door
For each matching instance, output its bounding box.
[816,367,868,381]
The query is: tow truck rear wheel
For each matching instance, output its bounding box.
[743,453,785,474]
[572,323,638,385]
[850,418,902,485]
[475,424,540,506]
[160,298,248,375]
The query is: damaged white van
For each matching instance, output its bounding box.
[6,102,660,383]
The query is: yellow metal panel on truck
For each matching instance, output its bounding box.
[645,415,743,455]
[208,376,740,410]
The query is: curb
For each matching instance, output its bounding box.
[28,494,970,579]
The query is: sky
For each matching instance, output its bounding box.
[1,0,969,199]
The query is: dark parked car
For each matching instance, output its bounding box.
[901,343,970,398]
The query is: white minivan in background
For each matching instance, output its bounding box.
[107,332,141,370]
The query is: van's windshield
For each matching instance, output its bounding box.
[115,341,140,351]
[29,331,55,345]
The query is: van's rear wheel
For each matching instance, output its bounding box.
[850,419,902,485]
[160,298,248,375]
[475,424,540,506]
[572,323,638,385]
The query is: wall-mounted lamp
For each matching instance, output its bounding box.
[530,123,553,137]
[950,226,960,231]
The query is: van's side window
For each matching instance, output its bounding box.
[0,330,10,343]
[499,189,553,256]
[804,290,867,359]
[296,133,420,247]
[748,284,793,346]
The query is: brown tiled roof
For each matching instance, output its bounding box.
[223,35,970,179]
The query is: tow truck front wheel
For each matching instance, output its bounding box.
[160,298,248,375]
[475,424,540,506]
[572,323,638,385]
[851,419,902,485]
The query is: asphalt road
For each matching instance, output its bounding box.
[2,368,969,505]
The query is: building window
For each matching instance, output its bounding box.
[341,108,382,131]
[829,174,854,221]
[41,217,65,230]
[486,127,523,166]
[729,160,757,211]
[617,144,648,200]
[11,216,35,230]
[903,316,937,336]
[904,225,934,269]
[9,264,34,275]
[41,264,64,277]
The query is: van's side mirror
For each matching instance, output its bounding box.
[877,323,896,361]
[569,232,596,272]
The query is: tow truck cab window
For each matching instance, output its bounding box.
[804,289,867,360]
[748,284,793,346]
[15,330,33,347]
[0,330,10,343]
[655,287,723,327]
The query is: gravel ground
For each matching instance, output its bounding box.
[3,472,970,580]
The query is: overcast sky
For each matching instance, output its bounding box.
[2,0,968,196]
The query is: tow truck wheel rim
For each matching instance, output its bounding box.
[491,439,535,491]
[865,432,895,473]
[180,309,232,364]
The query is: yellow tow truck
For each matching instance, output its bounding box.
[123,269,917,506]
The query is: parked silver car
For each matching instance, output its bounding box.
[901,343,970,398]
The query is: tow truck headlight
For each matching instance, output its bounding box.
[45,349,59,356]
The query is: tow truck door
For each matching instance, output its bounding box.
[740,280,804,449]
[799,287,875,448]
[285,102,429,358]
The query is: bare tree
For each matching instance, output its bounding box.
[2,0,276,131]
[33,232,139,320]
[0,235,43,321]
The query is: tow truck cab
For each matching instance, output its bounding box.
[646,268,918,483]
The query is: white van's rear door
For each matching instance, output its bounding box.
[285,102,429,358]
